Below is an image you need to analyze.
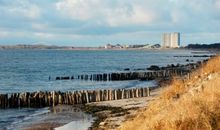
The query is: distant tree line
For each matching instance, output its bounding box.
[186,43,220,49]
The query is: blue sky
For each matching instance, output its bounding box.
[0,0,220,46]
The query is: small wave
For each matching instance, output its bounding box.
[27,107,50,118]
[5,107,50,130]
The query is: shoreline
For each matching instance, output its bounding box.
[20,86,162,130]
[118,55,220,130]
[22,105,93,130]
[0,47,211,51]
[0,53,216,129]
[1,57,212,129]
[80,56,216,129]
[0,47,172,51]
[82,86,163,130]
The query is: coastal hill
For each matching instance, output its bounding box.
[119,55,220,130]
[0,44,161,50]
[186,43,220,49]
[0,44,69,50]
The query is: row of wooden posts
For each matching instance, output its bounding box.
[55,62,202,81]
[56,68,192,81]
[0,87,151,109]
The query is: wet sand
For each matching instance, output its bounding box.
[23,105,93,130]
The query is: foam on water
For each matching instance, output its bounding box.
[0,108,50,130]
[55,119,94,130]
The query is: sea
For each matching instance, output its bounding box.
[0,49,213,129]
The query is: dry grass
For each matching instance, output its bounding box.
[119,56,220,130]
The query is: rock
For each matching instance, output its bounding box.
[161,67,166,70]
[193,55,210,57]
[147,65,160,71]
[61,76,70,80]
[124,68,130,71]
[176,63,181,67]
[134,68,146,71]
[186,59,190,62]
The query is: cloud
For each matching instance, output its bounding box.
[4,0,41,19]
[33,32,55,39]
[0,0,219,45]
[0,30,9,38]
[105,5,157,26]
[55,0,157,26]
[31,23,48,30]
[215,0,220,10]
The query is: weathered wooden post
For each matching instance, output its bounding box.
[52,91,55,107]
[188,73,190,80]
[104,90,108,101]
[100,90,103,101]
[121,89,125,99]
[92,90,97,102]
[69,92,73,104]
[125,90,129,99]
[134,88,138,98]
[103,74,107,81]
[44,92,48,106]
[0,94,2,108]
[5,94,8,108]
[0,94,3,108]
[94,90,100,102]
[114,89,117,100]
[140,88,144,97]
[90,75,92,81]
[84,90,89,103]
[129,89,132,98]
[147,87,150,96]
[0,94,7,108]
[108,89,112,100]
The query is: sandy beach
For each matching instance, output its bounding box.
[84,87,163,130]
[21,86,162,130]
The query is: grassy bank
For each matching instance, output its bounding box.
[119,56,220,130]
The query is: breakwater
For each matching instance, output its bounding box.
[0,87,151,109]
[55,61,205,81]
[56,70,186,81]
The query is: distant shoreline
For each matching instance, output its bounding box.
[1,48,216,52]
[0,45,181,51]
[0,44,169,51]
[1,43,219,50]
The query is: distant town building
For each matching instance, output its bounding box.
[104,43,161,49]
[115,44,123,48]
[162,32,180,48]
[105,44,113,49]
[123,45,130,48]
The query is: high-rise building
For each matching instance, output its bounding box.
[162,32,180,48]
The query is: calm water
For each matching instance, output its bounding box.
[0,49,211,93]
[0,49,212,129]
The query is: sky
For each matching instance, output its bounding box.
[0,0,220,47]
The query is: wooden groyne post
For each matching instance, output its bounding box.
[0,87,152,109]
